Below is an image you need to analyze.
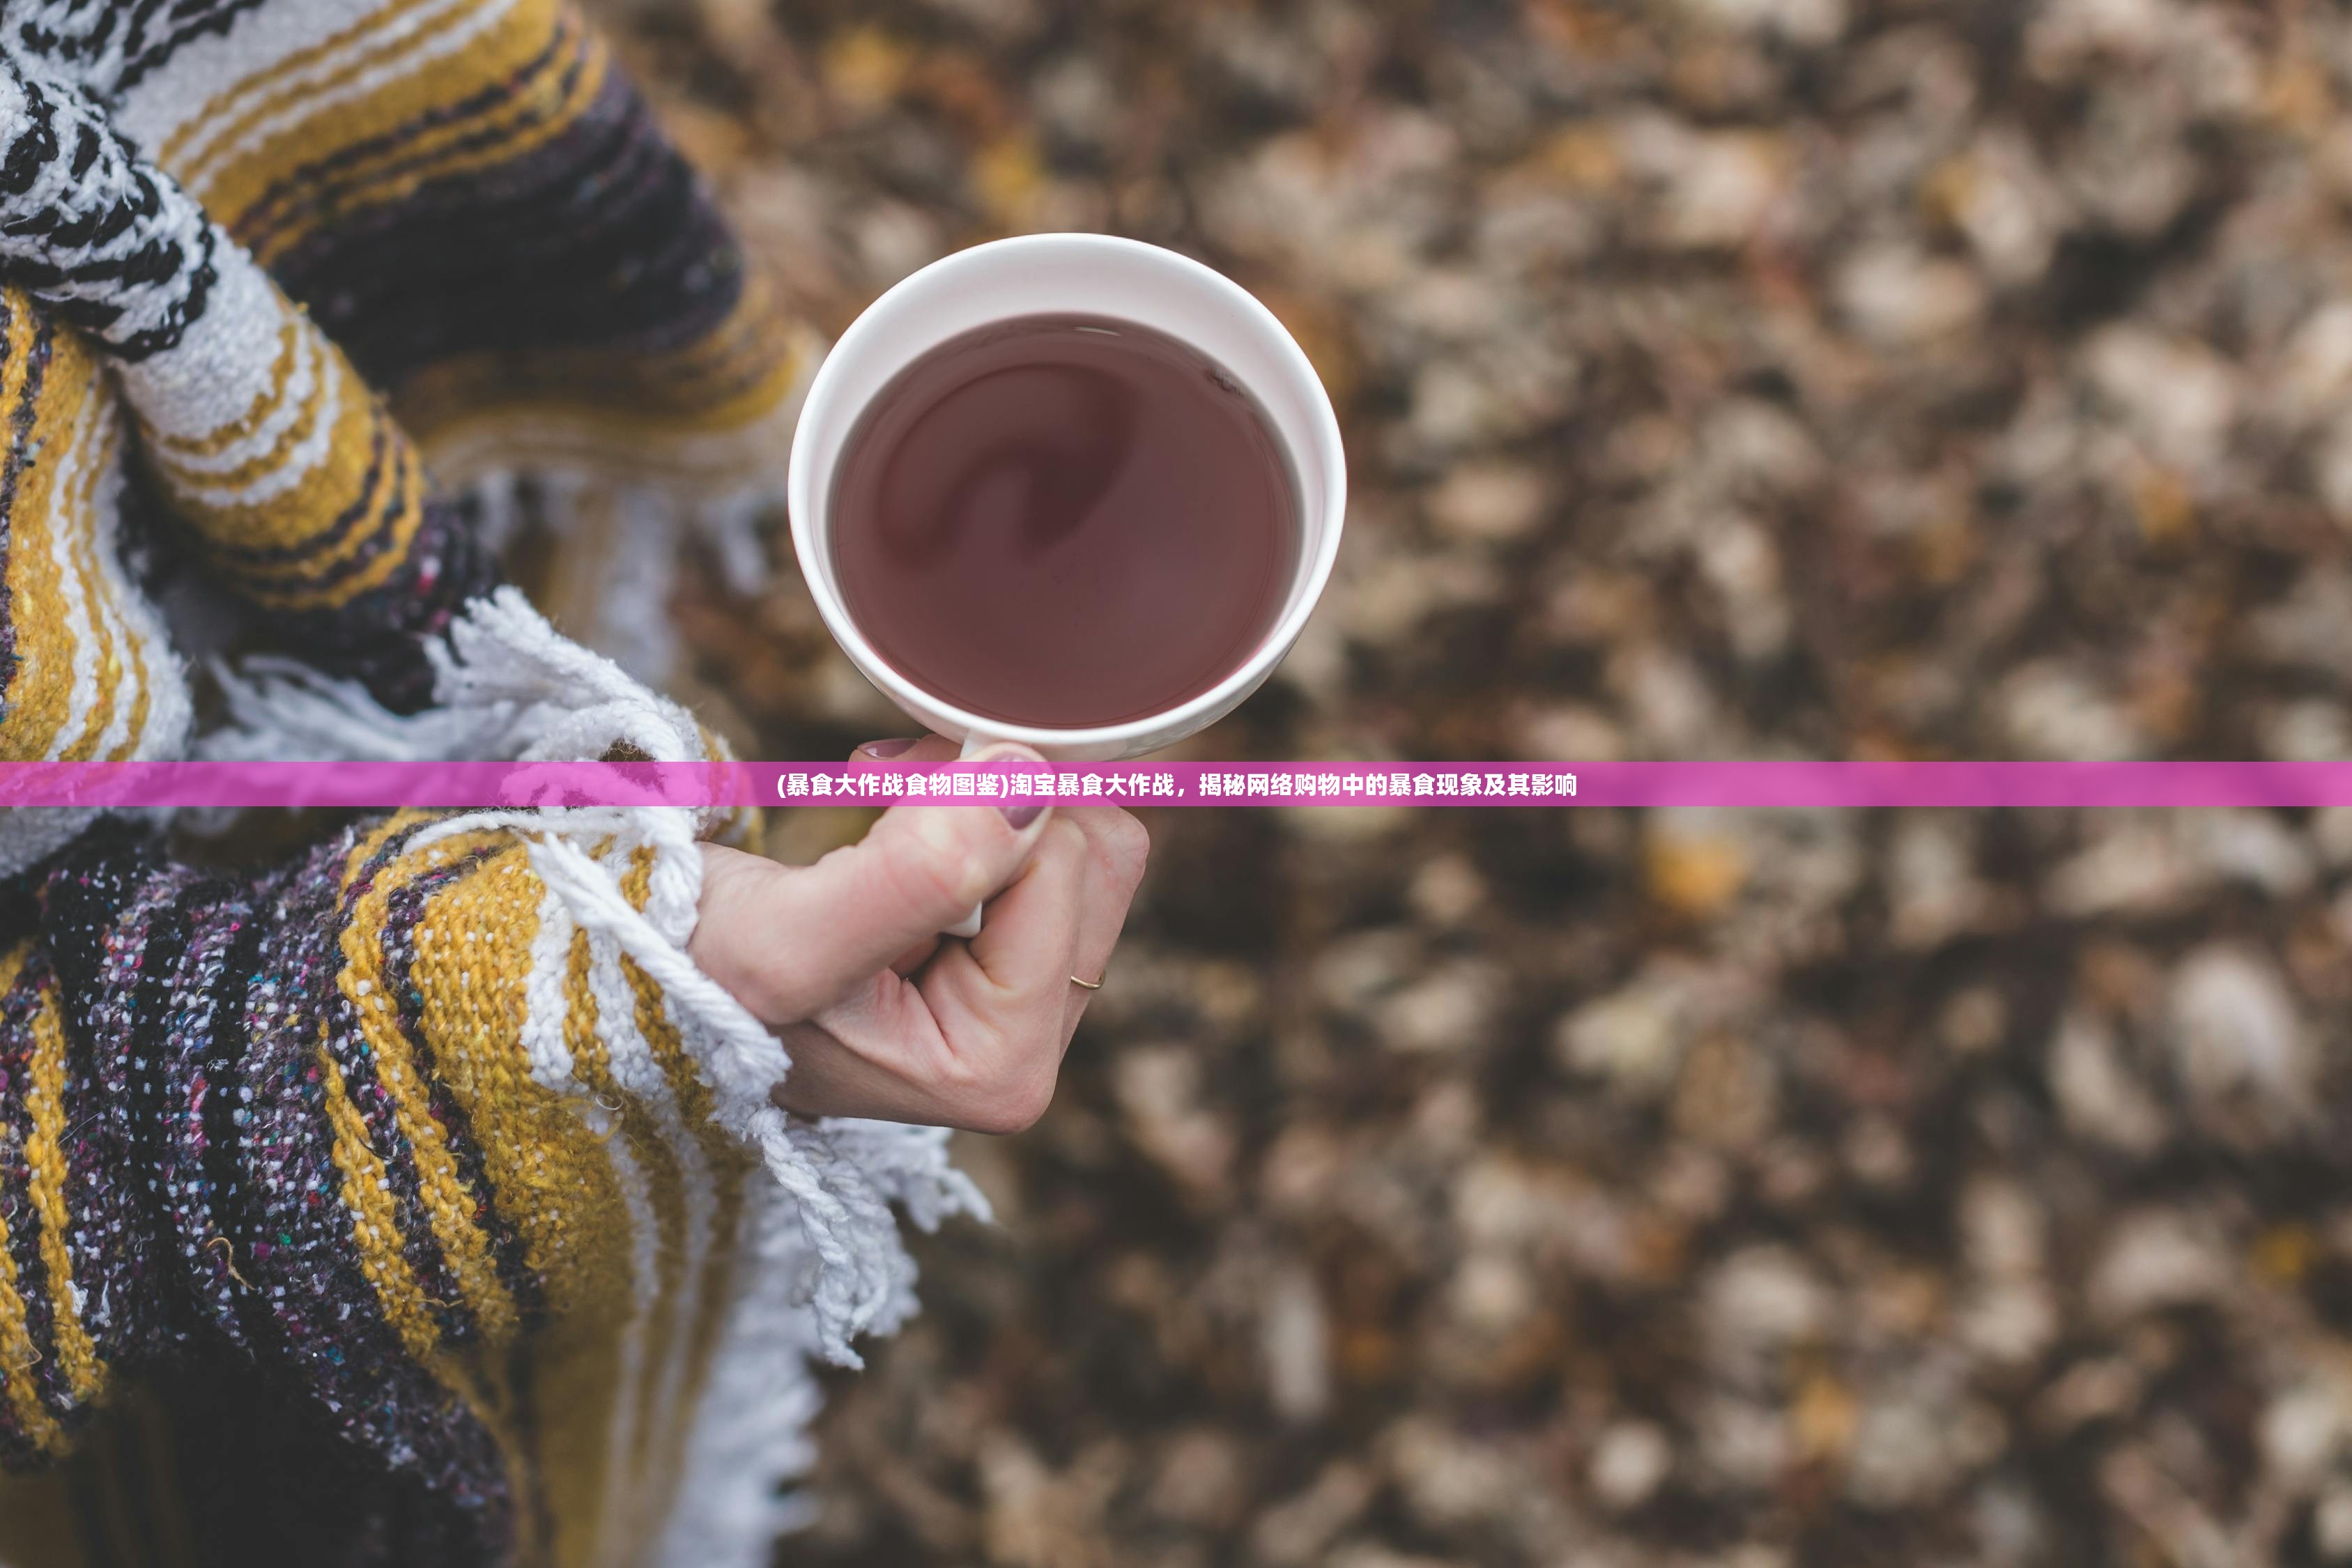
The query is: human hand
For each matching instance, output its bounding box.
[689,737,1148,1133]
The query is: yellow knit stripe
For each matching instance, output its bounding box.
[662,1154,750,1528]
[564,928,599,1082]
[142,318,302,458]
[194,0,588,256]
[196,0,569,231]
[617,846,749,1185]
[617,851,728,1138]
[0,940,63,1455]
[531,927,629,1568]
[314,817,452,1377]
[107,544,158,763]
[248,13,608,270]
[143,339,353,537]
[316,1046,446,1365]
[59,402,123,764]
[399,357,804,491]
[157,0,495,189]
[415,271,801,417]
[397,281,810,457]
[522,1300,637,1568]
[148,372,428,612]
[243,424,428,612]
[406,843,650,1568]
[613,852,757,1520]
[0,296,48,756]
[555,921,700,1548]
[143,330,333,499]
[410,843,631,1314]
[22,975,102,1402]
[335,818,523,1344]
[0,301,166,768]
[558,930,690,1321]
[0,298,90,762]
[614,1127,693,1531]
[625,977,748,1525]
[82,404,159,766]
[341,814,412,884]
[528,921,698,1568]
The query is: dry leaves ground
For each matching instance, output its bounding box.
[591,2,2352,1563]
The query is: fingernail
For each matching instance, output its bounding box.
[974,744,1047,828]
[859,737,919,758]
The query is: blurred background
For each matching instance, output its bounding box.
[592,2,2352,1564]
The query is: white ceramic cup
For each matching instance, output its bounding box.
[788,233,1346,935]
[788,232,1347,760]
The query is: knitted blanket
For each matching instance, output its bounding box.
[0,6,976,1565]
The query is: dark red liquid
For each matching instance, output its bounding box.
[831,314,1298,729]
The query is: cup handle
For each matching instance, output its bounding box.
[940,730,999,939]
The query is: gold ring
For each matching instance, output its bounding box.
[1070,973,1104,990]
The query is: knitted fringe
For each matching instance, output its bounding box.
[523,829,987,1369]
[201,585,718,772]
[440,328,820,686]
[649,1122,994,1568]
[651,1181,829,1568]
[201,584,985,1370]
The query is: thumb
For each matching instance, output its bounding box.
[702,744,1054,1022]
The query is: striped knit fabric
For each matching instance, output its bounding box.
[0,6,971,1567]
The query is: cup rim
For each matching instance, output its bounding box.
[787,232,1348,751]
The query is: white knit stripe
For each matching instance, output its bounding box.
[583,1079,664,1568]
[113,241,293,445]
[177,0,525,204]
[195,587,983,1564]
[517,884,579,1093]
[0,5,114,81]
[581,905,718,1564]
[78,415,148,764]
[144,318,324,478]
[651,1182,828,1568]
[89,426,194,766]
[635,792,703,945]
[527,831,974,1367]
[153,0,493,190]
[41,388,101,762]
[632,890,742,1527]
[109,0,406,151]
[528,838,785,1102]
[581,488,679,684]
[0,810,100,881]
[152,302,344,512]
[0,295,189,869]
[587,926,715,1551]
[0,59,211,345]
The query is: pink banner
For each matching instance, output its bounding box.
[0,760,2350,808]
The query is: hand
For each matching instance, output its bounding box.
[689,737,1149,1133]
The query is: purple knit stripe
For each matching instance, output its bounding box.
[316,824,484,1346]
[232,831,516,1551]
[381,846,548,1328]
[154,886,261,1349]
[74,863,204,1369]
